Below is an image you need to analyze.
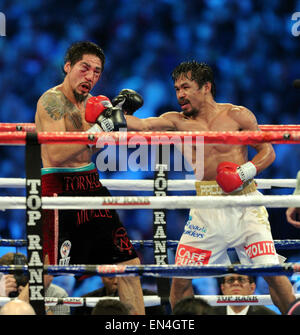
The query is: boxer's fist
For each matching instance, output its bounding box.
[216,161,257,193]
[217,161,239,174]
[85,95,113,123]
[112,89,143,115]
[85,96,127,132]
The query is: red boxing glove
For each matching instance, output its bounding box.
[85,95,113,123]
[216,161,257,193]
[85,95,127,132]
[217,161,239,174]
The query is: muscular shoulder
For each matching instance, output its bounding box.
[227,104,259,131]
[37,87,71,120]
[159,111,183,121]
[39,86,63,100]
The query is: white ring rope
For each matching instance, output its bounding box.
[1,294,300,307]
[0,178,296,190]
[1,194,300,210]
[0,176,297,309]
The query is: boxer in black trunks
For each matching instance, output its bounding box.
[41,164,137,266]
[35,41,145,314]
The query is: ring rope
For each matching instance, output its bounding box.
[1,239,300,250]
[1,263,300,277]
[0,130,300,145]
[0,178,296,190]
[1,123,300,132]
[134,239,300,250]
[40,293,300,307]
[1,194,300,210]
[1,294,300,307]
[0,124,298,311]
[199,294,300,307]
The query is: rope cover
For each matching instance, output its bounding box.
[0,130,300,145]
[0,263,299,277]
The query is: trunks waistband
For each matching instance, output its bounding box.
[41,163,102,195]
[195,180,256,196]
[41,163,96,175]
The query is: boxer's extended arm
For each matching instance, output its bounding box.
[35,91,90,166]
[125,114,177,131]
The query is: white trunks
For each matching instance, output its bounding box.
[175,180,280,266]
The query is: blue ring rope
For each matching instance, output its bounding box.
[1,238,300,250]
[0,263,299,277]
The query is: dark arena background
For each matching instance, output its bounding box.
[0,0,300,315]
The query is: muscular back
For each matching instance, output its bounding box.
[35,86,93,168]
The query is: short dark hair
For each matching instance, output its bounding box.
[91,299,130,315]
[63,41,105,75]
[172,297,213,315]
[172,60,216,98]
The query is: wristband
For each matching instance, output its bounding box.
[85,124,102,148]
[238,161,257,182]
[86,123,102,133]
[100,118,114,132]
[293,170,300,195]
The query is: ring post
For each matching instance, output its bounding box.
[25,132,45,315]
[153,144,171,303]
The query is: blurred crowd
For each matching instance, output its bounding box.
[0,0,300,305]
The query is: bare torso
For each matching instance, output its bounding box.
[161,103,249,180]
[35,85,93,168]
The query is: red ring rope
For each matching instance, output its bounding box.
[0,123,36,132]
[0,130,299,145]
[0,123,300,132]
[260,125,300,131]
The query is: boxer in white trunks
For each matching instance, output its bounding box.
[86,61,296,314]
[119,61,295,314]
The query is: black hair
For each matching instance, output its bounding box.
[63,41,105,75]
[172,297,213,315]
[91,299,130,315]
[172,60,216,98]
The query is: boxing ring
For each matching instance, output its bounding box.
[0,123,300,314]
